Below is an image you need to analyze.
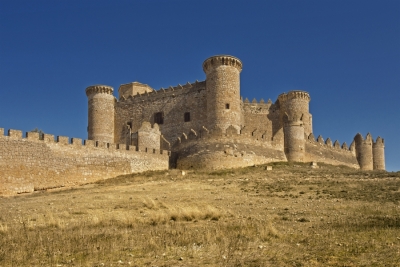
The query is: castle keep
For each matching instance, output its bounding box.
[87,55,385,171]
[0,55,385,195]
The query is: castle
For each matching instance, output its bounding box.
[0,55,385,195]
[87,55,385,171]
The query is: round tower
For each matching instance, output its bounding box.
[354,133,373,170]
[86,85,115,143]
[283,113,305,162]
[282,91,312,135]
[203,55,243,133]
[372,136,385,170]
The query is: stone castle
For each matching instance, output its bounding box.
[87,55,385,171]
[0,55,385,195]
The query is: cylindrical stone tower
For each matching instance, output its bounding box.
[372,136,385,170]
[354,133,373,170]
[86,85,115,143]
[282,91,312,136]
[284,114,305,162]
[203,55,243,133]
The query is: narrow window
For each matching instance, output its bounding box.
[184,112,190,122]
[225,103,230,109]
[127,122,132,129]
[154,112,164,124]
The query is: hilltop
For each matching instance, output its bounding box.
[0,163,399,266]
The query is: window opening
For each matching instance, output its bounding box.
[225,103,230,109]
[154,112,164,124]
[184,112,190,122]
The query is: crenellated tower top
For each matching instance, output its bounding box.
[287,90,311,101]
[202,55,243,74]
[85,85,114,96]
[279,90,310,102]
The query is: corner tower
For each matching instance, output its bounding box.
[203,55,243,132]
[354,133,373,170]
[283,112,305,162]
[372,136,385,170]
[86,85,115,143]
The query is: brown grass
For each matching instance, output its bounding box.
[0,163,399,266]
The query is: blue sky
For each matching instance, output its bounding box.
[0,0,399,171]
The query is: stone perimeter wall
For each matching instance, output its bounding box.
[174,127,286,170]
[0,128,169,195]
[173,126,364,170]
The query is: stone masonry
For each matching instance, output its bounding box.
[0,54,385,195]
[88,55,384,171]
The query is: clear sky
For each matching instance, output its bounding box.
[0,0,399,171]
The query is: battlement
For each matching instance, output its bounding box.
[354,133,373,145]
[242,97,273,105]
[277,90,310,104]
[0,127,169,156]
[202,55,243,73]
[307,133,355,153]
[373,136,385,146]
[85,85,114,96]
[0,126,169,195]
[174,125,281,148]
[287,90,311,101]
[117,80,205,102]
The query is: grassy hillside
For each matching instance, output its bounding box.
[0,163,399,266]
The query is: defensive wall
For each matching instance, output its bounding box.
[170,122,383,170]
[173,125,286,170]
[0,123,169,196]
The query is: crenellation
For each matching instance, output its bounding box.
[0,127,169,195]
[71,138,82,146]
[8,129,23,139]
[333,140,340,149]
[84,140,95,147]
[96,141,108,148]
[342,142,348,150]
[108,143,118,151]
[325,138,332,147]
[317,135,324,144]
[118,143,127,150]
[0,128,3,136]
[350,141,356,152]
[57,136,69,145]
[43,134,55,143]
[26,131,40,141]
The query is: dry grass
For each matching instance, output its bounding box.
[0,163,399,266]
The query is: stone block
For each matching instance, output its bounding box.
[71,138,82,146]
[43,134,55,143]
[8,129,22,139]
[96,141,107,148]
[118,144,127,150]
[26,132,40,141]
[84,140,95,147]
[57,136,69,145]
